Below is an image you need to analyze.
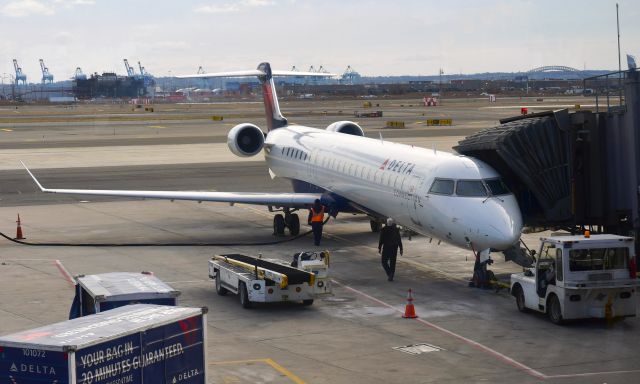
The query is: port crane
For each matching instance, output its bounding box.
[12,59,27,85]
[74,67,87,80]
[39,59,54,84]
[123,59,136,77]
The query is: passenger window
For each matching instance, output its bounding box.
[429,179,454,195]
[456,180,488,197]
[485,178,510,195]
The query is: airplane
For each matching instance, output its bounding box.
[22,62,523,255]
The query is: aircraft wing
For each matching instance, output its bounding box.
[21,162,320,208]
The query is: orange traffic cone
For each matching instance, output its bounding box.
[15,214,25,240]
[402,289,418,318]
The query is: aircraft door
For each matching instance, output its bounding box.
[406,175,425,227]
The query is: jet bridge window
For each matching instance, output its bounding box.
[429,178,454,195]
[484,178,510,195]
[456,180,488,197]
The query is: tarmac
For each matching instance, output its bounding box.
[0,96,638,384]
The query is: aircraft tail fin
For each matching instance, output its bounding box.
[257,62,287,131]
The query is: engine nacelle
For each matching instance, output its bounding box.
[326,121,365,136]
[227,123,265,157]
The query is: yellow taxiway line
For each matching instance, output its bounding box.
[209,358,305,383]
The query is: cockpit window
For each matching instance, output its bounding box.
[429,178,454,195]
[485,178,510,195]
[456,180,488,197]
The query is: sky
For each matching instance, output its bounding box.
[0,0,639,81]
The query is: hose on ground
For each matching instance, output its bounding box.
[0,217,331,247]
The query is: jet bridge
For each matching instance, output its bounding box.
[454,110,573,225]
[455,69,640,265]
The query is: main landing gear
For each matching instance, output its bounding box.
[273,208,300,236]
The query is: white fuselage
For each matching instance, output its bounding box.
[264,125,522,251]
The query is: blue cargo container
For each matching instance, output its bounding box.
[69,272,181,319]
[0,304,207,384]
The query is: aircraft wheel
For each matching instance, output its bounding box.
[370,219,381,233]
[239,282,252,309]
[273,214,285,236]
[547,294,564,325]
[288,214,300,236]
[302,299,314,306]
[215,270,228,296]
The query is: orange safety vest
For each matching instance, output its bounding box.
[311,206,325,223]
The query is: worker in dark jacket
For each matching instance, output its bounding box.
[378,218,403,281]
[308,199,326,246]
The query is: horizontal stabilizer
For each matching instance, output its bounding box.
[178,69,337,79]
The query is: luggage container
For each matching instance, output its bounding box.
[69,272,181,319]
[0,304,207,383]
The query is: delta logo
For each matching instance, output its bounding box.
[379,158,415,175]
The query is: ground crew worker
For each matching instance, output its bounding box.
[378,218,403,281]
[308,199,326,246]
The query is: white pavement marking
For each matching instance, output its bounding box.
[332,279,640,380]
[54,259,74,287]
[331,279,547,380]
[544,369,640,379]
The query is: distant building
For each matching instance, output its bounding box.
[73,72,146,99]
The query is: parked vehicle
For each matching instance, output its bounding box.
[511,233,637,324]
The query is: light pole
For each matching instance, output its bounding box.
[2,73,15,100]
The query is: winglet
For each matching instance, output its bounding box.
[20,161,46,192]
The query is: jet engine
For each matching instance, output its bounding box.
[227,123,266,157]
[326,121,365,136]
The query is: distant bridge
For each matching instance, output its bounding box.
[527,65,581,74]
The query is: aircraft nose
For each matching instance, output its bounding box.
[480,197,523,250]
